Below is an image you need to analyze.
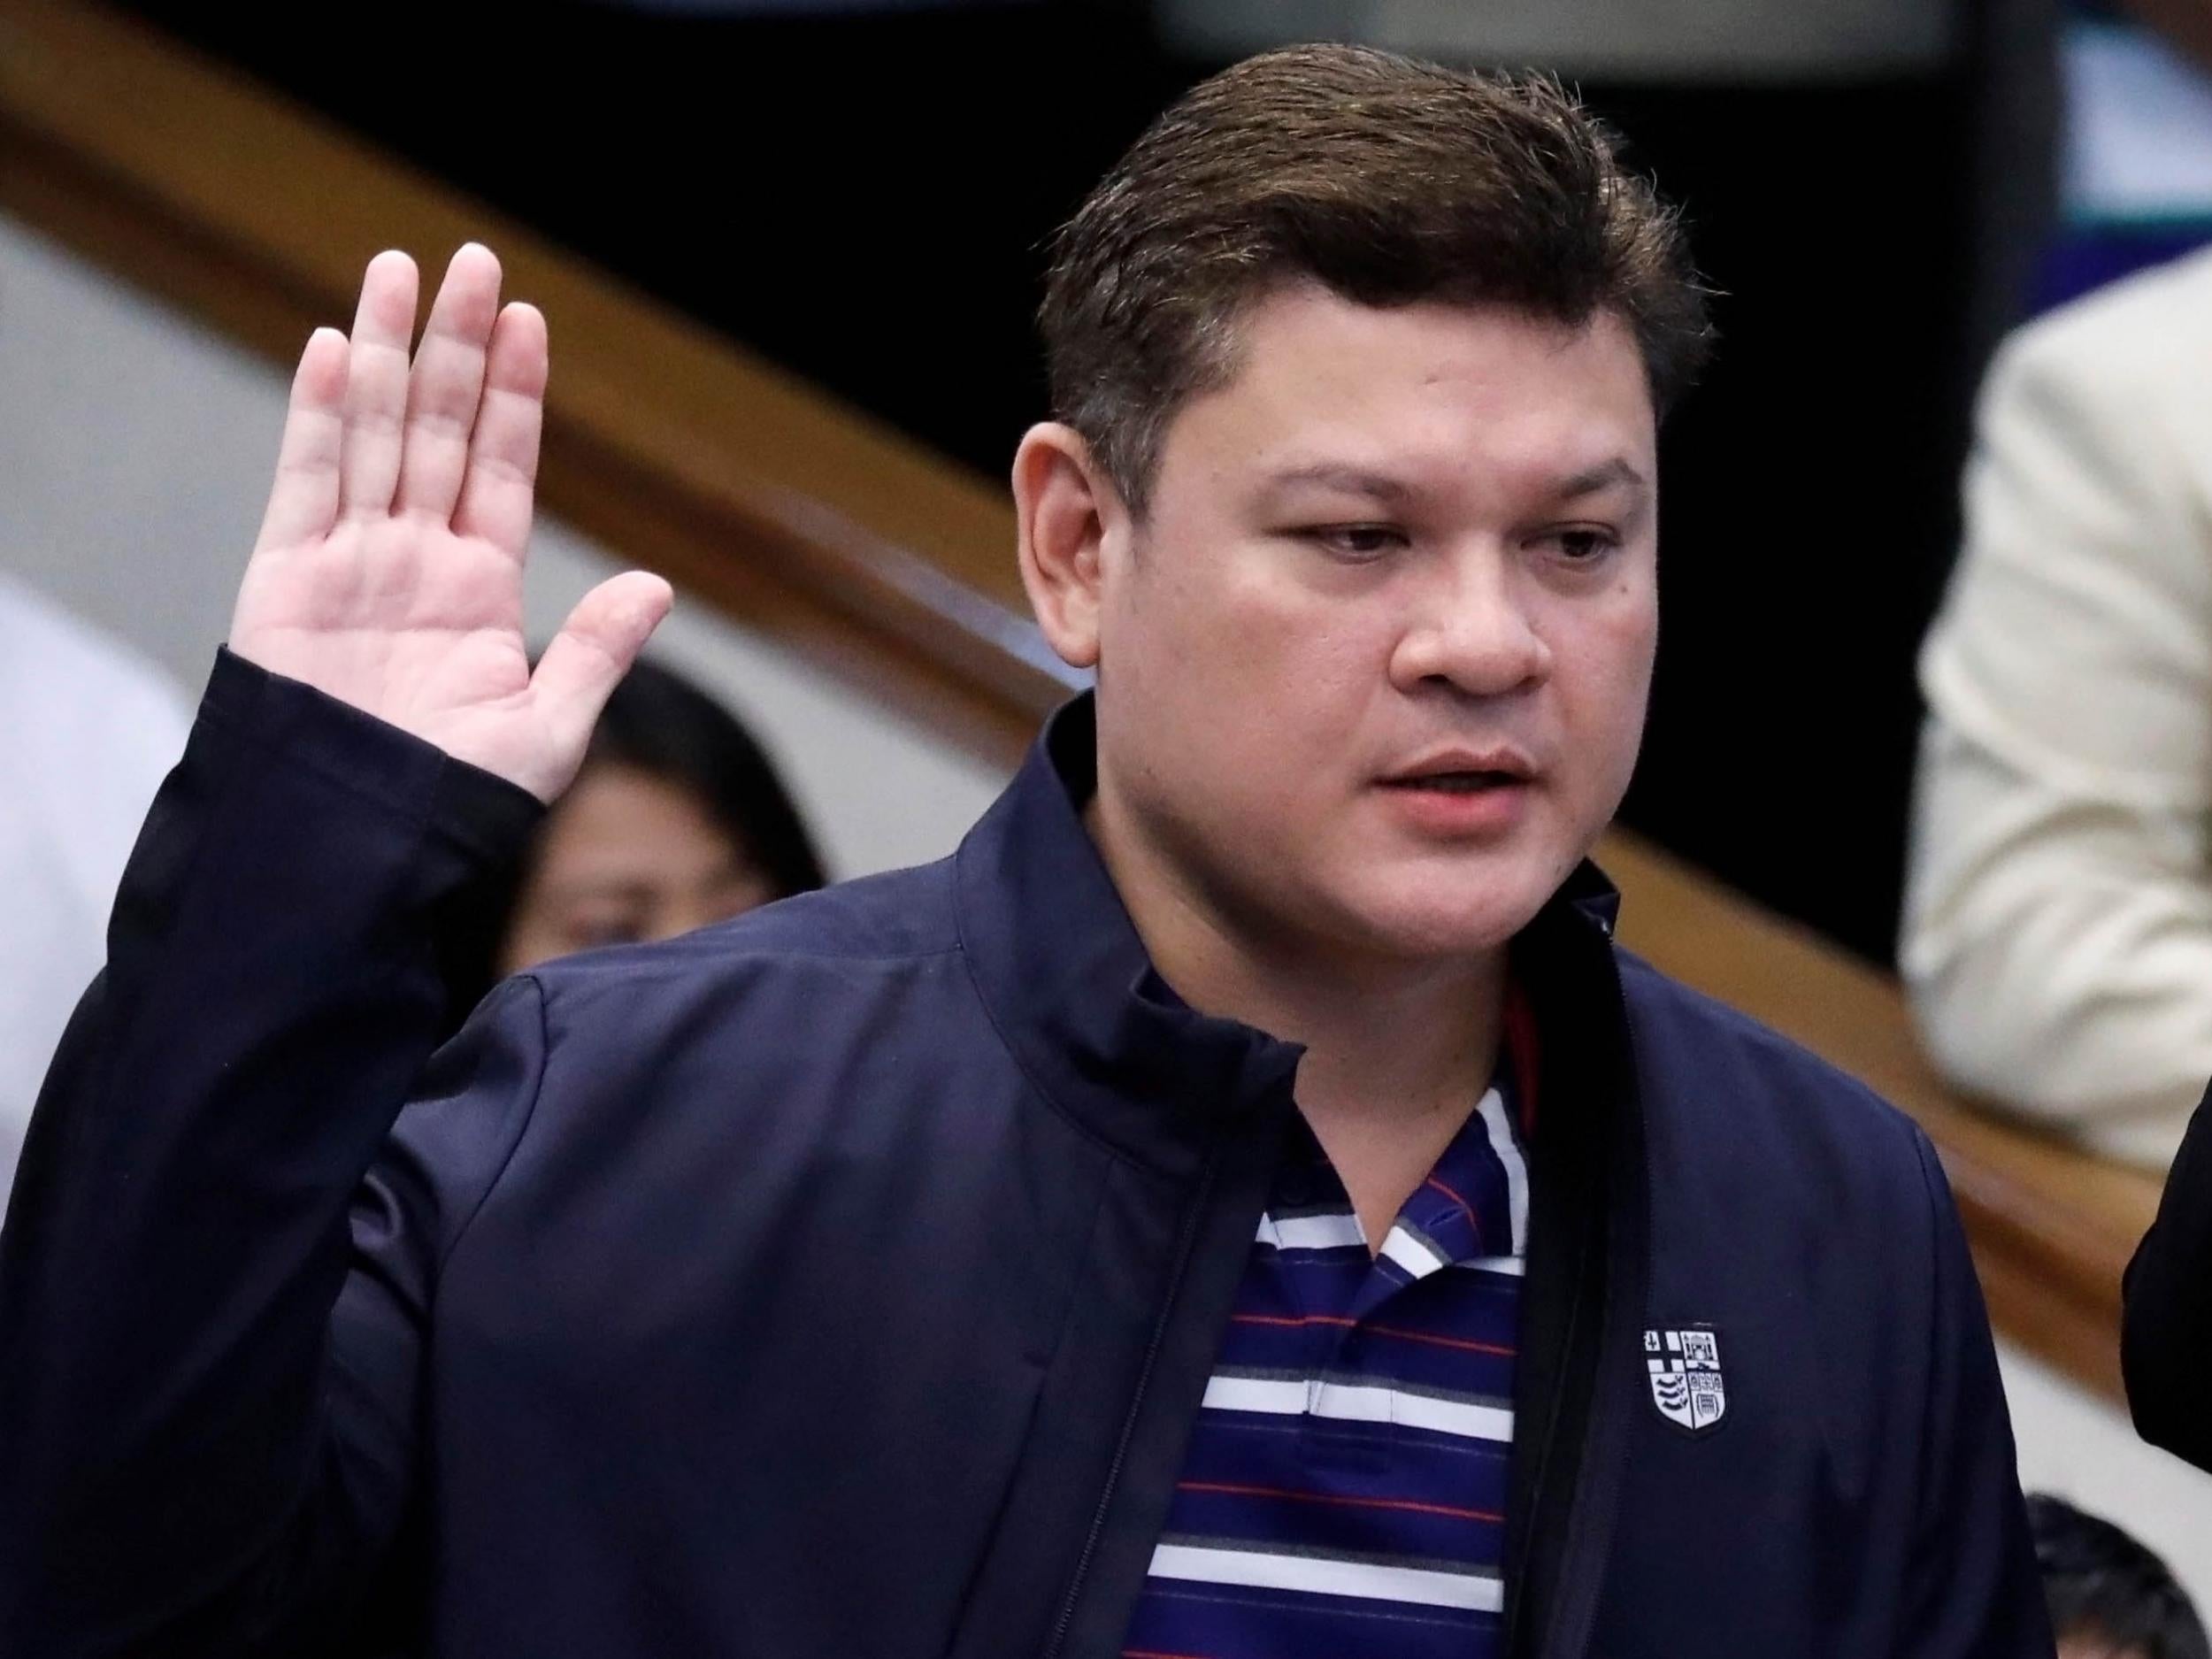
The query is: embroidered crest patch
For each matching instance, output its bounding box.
[1644,1325,1726,1433]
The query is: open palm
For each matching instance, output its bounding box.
[230,244,671,803]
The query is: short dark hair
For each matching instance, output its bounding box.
[1040,42,1713,514]
[2029,1493,2209,1659]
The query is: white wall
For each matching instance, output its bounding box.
[0,214,1008,879]
[6,211,2212,1614]
[2003,1342,2212,1607]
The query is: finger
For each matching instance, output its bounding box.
[531,572,675,759]
[450,301,549,560]
[253,327,350,554]
[393,243,503,522]
[336,250,420,521]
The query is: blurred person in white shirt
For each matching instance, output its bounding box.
[1904,249,2212,1168]
[0,573,189,1218]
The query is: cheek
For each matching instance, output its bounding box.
[495,901,564,977]
[1161,604,1378,790]
[1594,565,1658,673]
[1109,539,1350,713]
[1102,561,1383,830]
[1555,585,1658,757]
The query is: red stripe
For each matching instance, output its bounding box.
[1420,1173,1486,1250]
[1230,1311,1357,1328]
[1368,1320,1517,1357]
[1176,1479,1504,1524]
[1227,1310,1515,1357]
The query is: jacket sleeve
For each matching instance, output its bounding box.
[1901,310,2212,1171]
[1900,1127,2055,1656]
[2124,1078,2212,1472]
[0,649,547,1655]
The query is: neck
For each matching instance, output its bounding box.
[1087,785,1508,1244]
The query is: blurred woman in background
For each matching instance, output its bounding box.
[465,657,826,995]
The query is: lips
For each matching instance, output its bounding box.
[1373,749,1539,835]
[1379,748,1538,790]
[1379,771,1524,793]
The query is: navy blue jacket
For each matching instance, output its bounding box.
[0,653,2049,1656]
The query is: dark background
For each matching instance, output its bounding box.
[120,0,2042,964]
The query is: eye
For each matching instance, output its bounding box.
[566,915,647,950]
[1301,524,1409,561]
[1540,526,1621,565]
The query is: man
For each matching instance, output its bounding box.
[0,46,2047,1657]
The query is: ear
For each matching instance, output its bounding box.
[1012,421,1123,672]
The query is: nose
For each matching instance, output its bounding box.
[1386,543,1552,700]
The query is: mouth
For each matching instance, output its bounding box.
[1379,769,1529,795]
[1373,754,1539,834]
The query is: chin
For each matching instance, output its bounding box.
[1333,878,1558,962]
[1355,828,1597,944]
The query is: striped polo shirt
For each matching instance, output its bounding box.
[1121,1008,1534,1659]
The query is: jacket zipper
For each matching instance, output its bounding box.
[1534,962,1644,1659]
[1502,1237,1589,1657]
[1537,1296,1626,1659]
[1042,1145,1224,1659]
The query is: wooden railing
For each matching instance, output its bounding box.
[0,0,2163,1403]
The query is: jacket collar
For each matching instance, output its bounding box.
[953,692,1622,1178]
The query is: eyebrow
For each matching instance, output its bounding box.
[541,880,659,906]
[543,863,758,904]
[1258,464,1411,503]
[1553,457,1649,500]
[1259,457,1649,503]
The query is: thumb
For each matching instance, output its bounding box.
[531,570,675,757]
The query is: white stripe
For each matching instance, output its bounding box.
[1379,1224,1448,1280]
[1148,1541,1504,1613]
[1462,1254,1525,1279]
[1476,1086,1530,1256]
[1259,1210,1367,1251]
[1201,1373,1515,1443]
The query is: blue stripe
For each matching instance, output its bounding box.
[1125,1579,1496,1659]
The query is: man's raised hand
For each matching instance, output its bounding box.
[229,245,672,803]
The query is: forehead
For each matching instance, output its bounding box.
[538,764,741,873]
[1158,286,1657,498]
